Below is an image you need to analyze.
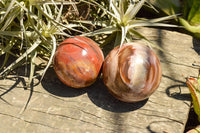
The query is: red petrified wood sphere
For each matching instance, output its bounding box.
[103,43,162,102]
[53,36,104,88]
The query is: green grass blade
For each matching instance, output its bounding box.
[81,26,118,37]
[119,26,127,48]
[20,7,26,50]
[28,50,37,86]
[55,0,63,22]
[127,22,178,29]
[0,0,15,24]
[30,0,78,5]
[148,15,178,23]
[45,4,53,18]
[110,1,121,21]
[0,31,22,38]
[1,6,21,31]
[124,0,145,21]
[114,31,121,47]
[50,0,60,12]
[27,13,48,42]
[0,39,41,76]
[0,37,18,56]
[149,0,180,16]
[119,0,124,15]
[71,20,108,28]
[0,53,10,71]
[179,17,200,33]
[39,35,57,81]
[35,5,83,35]
[145,0,159,13]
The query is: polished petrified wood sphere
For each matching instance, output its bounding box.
[53,36,104,88]
[103,43,162,102]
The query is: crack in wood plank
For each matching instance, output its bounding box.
[138,112,184,125]
[0,112,67,131]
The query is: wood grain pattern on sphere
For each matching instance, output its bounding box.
[103,43,162,102]
[53,36,104,88]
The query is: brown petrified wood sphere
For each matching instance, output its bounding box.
[103,43,162,102]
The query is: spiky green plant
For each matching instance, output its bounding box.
[149,0,200,39]
[0,0,84,86]
[79,0,178,49]
[0,0,179,87]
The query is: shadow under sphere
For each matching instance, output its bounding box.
[87,78,148,113]
[41,68,147,112]
[41,68,87,97]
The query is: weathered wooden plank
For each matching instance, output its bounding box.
[0,27,199,133]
